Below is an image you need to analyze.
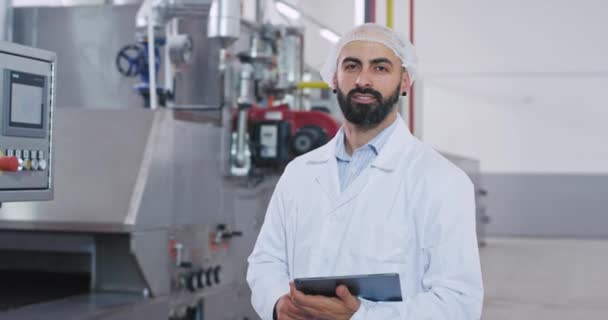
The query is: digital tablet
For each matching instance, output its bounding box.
[294,273,402,302]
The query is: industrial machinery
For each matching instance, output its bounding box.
[0,106,269,320]
[245,104,339,167]
[442,153,490,247]
[0,42,53,203]
[0,2,269,319]
[116,0,216,108]
[229,23,341,175]
[115,36,172,107]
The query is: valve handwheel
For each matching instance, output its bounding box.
[115,44,145,77]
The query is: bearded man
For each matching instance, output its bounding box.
[247,23,484,320]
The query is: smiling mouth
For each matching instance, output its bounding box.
[351,94,377,103]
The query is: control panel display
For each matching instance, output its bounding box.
[11,82,44,127]
[3,70,47,138]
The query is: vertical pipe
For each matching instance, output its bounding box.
[370,0,376,22]
[355,0,364,25]
[256,0,265,23]
[0,0,12,42]
[235,108,248,167]
[386,0,393,29]
[164,18,177,107]
[147,16,158,110]
[408,0,415,133]
[364,0,376,23]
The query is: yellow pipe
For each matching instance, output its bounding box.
[297,81,330,89]
[386,0,394,29]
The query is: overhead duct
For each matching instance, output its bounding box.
[207,0,240,49]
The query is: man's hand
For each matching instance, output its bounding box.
[288,282,361,320]
[276,292,315,320]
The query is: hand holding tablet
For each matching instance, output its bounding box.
[294,273,402,302]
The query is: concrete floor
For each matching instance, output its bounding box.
[480,237,608,319]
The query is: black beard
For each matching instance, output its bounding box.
[337,85,401,129]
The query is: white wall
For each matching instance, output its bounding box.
[416,0,608,173]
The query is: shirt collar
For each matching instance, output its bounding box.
[335,117,399,162]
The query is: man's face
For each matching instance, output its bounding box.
[333,41,410,128]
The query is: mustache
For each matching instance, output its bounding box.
[346,87,383,103]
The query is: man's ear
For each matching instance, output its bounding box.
[401,69,411,95]
[332,74,338,90]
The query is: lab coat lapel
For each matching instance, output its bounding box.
[371,116,414,171]
[309,133,341,203]
[331,164,372,211]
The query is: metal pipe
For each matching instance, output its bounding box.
[147,16,158,110]
[207,0,240,48]
[164,18,178,107]
[365,0,376,23]
[386,0,393,29]
[235,109,248,167]
[256,0,265,23]
[0,0,12,41]
[297,81,330,89]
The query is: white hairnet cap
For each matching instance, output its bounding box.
[320,23,418,89]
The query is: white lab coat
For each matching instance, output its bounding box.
[247,117,483,319]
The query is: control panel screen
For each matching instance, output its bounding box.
[8,71,46,129]
[10,83,44,127]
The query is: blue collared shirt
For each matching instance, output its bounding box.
[335,118,399,192]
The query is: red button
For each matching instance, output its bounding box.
[0,156,19,172]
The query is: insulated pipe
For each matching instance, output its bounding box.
[164,18,178,107]
[235,108,248,167]
[256,0,265,23]
[207,0,240,48]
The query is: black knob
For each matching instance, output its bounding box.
[197,269,205,289]
[213,265,222,284]
[186,271,199,292]
[205,268,214,287]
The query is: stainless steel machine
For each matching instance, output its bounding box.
[0,36,269,319]
[0,107,274,320]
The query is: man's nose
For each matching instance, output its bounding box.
[355,70,373,88]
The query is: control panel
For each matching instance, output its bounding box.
[0,42,55,202]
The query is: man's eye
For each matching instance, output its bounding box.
[344,64,358,71]
[375,66,388,72]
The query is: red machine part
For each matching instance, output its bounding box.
[245,104,340,139]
